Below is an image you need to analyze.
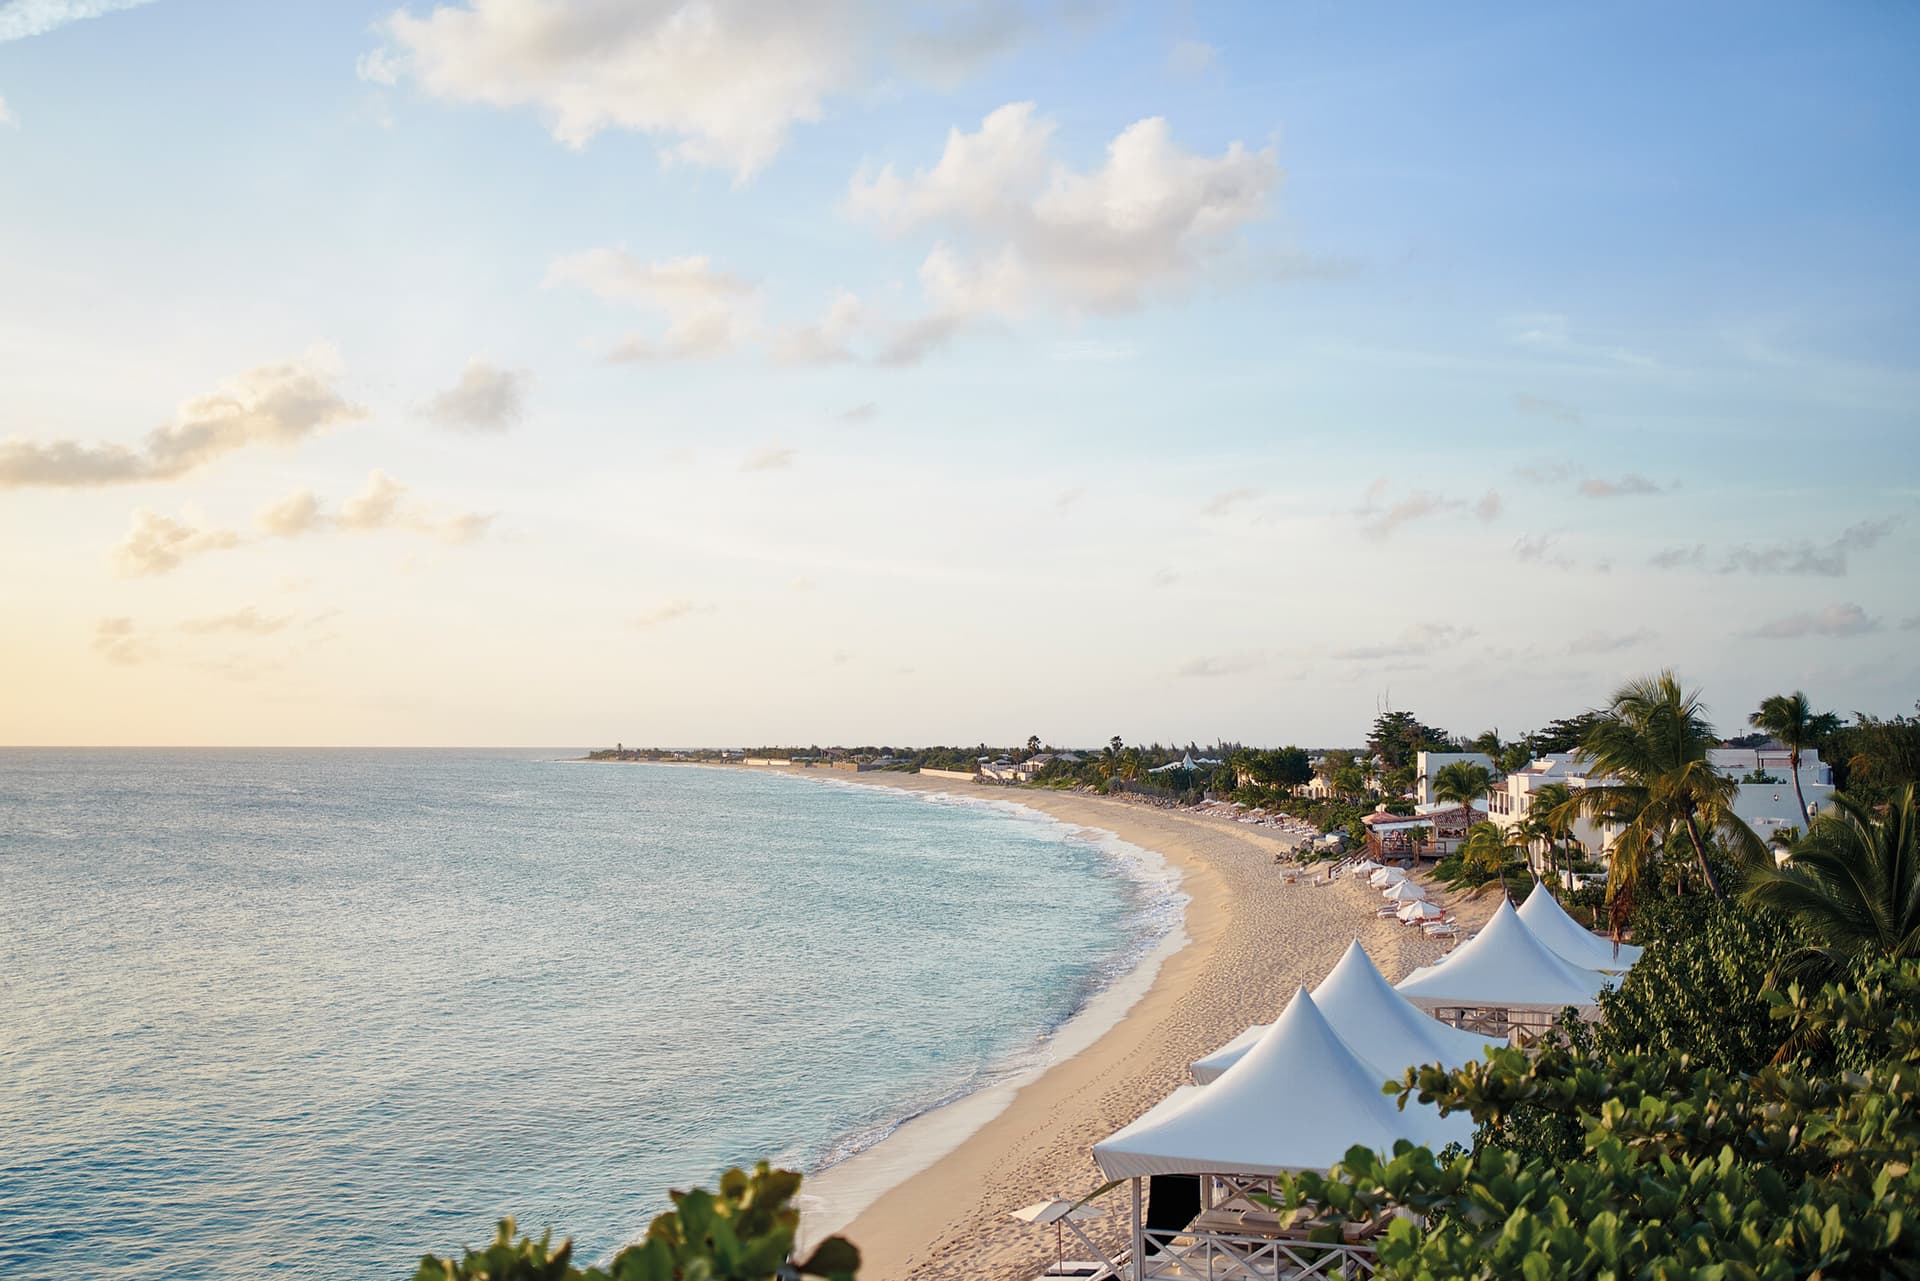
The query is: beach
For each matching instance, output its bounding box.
[789,771,1490,1281]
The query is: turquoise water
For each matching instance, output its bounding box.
[0,751,1176,1280]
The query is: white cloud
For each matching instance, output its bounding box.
[0,346,362,489]
[1359,488,1457,539]
[1332,623,1473,662]
[635,598,703,628]
[337,470,494,543]
[838,400,879,425]
[850,102,1278,359]
[1202,487,1258,516]
[1720,519,1894,577]
[421,358,529,431]
[742,445,795,472]
[91,616,148,665]
[1579,473,1662,498]
[1474,490,1503,521]
[1566,628,1655,655]
[769,291,863,365]
[256,489,325,538]
[111,509,241,577]
[368,0,865,178]
[1167,38,1216,76]
[362,0,1081,178]
[179,607,293,636]
[0,94,15,127]
[0,0,155,42]
[1747,603,1880,640]
[1502,313,1656,368]
[546,249,757,361]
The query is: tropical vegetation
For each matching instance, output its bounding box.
[415,1163,857,1281]
[1743,785,1920,976]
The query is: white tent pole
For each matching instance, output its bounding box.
[1131,1177,1145,1280]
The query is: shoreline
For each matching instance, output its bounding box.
[768,770,1480,1281]
[756,772,1474,1281]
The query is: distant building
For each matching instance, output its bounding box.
[1414,751,1498,806]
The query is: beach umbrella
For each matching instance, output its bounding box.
[1382,880,1428,902]
[1010,1198,1103,1275]
[1398,900,1445,922]
[1352,859,1382,872]
[1370,867,1409,888]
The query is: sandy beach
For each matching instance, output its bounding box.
[784,771,1492,1281]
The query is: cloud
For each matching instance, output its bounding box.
[769,291,863,364]
[335,469,492,543]
[0,94,14,127]
[1167,38,1216,76]
[1578,473,1662,498]
[635,598,702,628]
[1719,519,1894,577]
[1648,543,1706,569]
[179,607,293,636]
[1176,652,1262,678]
[546,249,757,361]
[1513,393,1582,426]
[1566,629,1655,655]
[366,0,863,177]
[849,102,1277,359]
[1747,603,1881,640]
[0,0,156,42]
[1359,488,1457,539]
[1474,490,1502,521]
[91,616,148,665]
[1202,487,1258,516]
[1054,486,1085,513]
[421,358,529,432]
[256,489,325,538]
[838,401,879,425]
[111,510,242,577]
[364,1,1086,178]
[1501,313,1655,368]
[1516,461,1578,485]
[742,445,795,472]
[1332,623,1473,662]
[1514,533,1551,562]
[0,348,362,489]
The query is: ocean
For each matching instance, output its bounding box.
[0,750,1179,1280]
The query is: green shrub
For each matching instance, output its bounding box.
[415,1163,858,1281]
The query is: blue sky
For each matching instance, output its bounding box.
[1,0,1915,747]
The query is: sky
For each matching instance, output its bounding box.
[1,0,1917,748]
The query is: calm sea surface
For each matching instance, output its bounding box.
[0,751,1176,1280]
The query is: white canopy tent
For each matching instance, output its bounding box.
[1396,899,1613,1023]
[1517,881,1642,973]
[1191,940,1500,1084]
[1099,987,1474,1180]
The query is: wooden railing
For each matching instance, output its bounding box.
[1134,1229,1379,1279]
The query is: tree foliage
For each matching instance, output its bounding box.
[1369,711,1454,769]
[414,1164,858,1281]
[1594,890,1804,1073]
[1743,785,1920,976]
[1551,671,1764,921]
[1259,959,1920,1280]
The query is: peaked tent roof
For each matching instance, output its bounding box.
[1191,940,1501,1084]
[1099,988,1474,1179]
[1395,899,1613,1014]
[1517,881,1642,973]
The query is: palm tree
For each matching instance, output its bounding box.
[1741,785,1920,970]
[1549,672,1764,926]
[1458,820,1526,886]
[1523,781,1575,880]
[1433,760,1494,813]
[1749,692,1841,839]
